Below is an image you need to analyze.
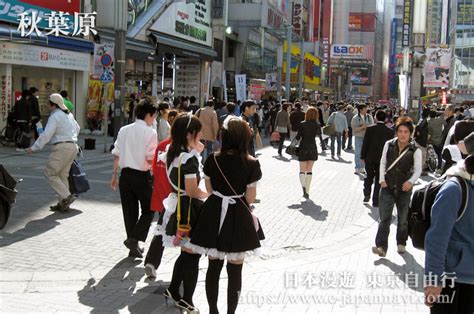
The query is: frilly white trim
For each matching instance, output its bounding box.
[154,193,177,237]
[183,242,263,261]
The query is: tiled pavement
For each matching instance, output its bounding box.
[0,135,431,313]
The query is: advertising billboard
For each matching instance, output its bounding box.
[330,45,374,59]
[349,13,375,32]
[423,47,451,88]
[351,68,371,85]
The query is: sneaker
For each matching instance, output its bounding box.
[397,245,406,254]
[359,168,366,175]
[371,246,386,257]
[144,263,157,278]
[58,195,76,211]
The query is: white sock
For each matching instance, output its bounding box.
[305,173,313,192]
[299,172,306,190]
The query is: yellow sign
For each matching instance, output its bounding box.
[282,41,321,86]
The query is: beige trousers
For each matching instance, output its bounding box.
[44,143,78,200]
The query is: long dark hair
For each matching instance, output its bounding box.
[167,113,202,165]
[220,118,251,160]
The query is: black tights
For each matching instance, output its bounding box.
[168,251,201,305]
[206,260,243,314]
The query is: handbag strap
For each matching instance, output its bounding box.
[385,147,410,174]
[177,156,191,228]
[213,154,252,213]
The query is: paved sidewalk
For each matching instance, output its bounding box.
[0,135,430,313]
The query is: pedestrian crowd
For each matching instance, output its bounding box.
[12,90,474,313]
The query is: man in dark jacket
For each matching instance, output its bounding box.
[29,87,41,139]
[316,101,328,150]
[289,103,305,140]
[442,104,456,146]
[13,90,31,134]
[361,110,394,207]
[372,117,422,257]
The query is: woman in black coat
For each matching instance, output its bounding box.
[295,107,321,198]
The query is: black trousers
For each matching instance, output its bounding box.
[342,127,353,149]
[431,282,474,314]
[278,132,286,154]
[364,162,381,205]
[144,212,165,268]
[119,168,153,242]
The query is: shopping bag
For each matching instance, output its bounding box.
[68,160,90,195]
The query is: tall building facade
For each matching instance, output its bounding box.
[329,0,386,101]
[449,0,474,102]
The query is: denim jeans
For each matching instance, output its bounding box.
[201,140,214,162]
[354,136,364,169]
[330,132,342,156]
[375,188,412,251]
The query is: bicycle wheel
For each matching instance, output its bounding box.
[13,127,22,145]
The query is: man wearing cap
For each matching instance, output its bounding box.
[27,93,80,211]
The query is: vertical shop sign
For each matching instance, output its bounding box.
[0,65,12,123]
[292,0,303,36]
[235,74,247,103]
[402,0,412,47]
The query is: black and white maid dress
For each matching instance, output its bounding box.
[186,153,264,260]
[155,148,204,247]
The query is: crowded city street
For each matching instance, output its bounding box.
[2,135,430,313]
[1,0,474,313]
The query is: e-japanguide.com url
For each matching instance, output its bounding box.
[239,291,428,308]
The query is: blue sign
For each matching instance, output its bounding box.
[388,18,398,95]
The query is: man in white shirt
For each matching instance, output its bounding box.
[27,93,79,212]
[372,117,422,258]
[111,101,158,258]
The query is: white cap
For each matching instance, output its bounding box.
[49,93,68,111]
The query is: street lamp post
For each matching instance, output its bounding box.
[285,23,293,101]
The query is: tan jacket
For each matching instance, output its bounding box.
[196,107,219,142]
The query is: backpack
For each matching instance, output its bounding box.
[408,175,469,250]
[150,138,172,212]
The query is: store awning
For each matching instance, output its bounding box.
[151,32,217,60]
[0,25,94,53]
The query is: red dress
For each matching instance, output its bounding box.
[150,138,172,212]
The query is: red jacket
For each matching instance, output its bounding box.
[150,138,172,212]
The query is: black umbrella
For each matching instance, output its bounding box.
[0,164,17,229]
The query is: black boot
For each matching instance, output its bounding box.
[206,259,224,314]
[227,263,243,314]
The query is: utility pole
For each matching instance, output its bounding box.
[113,0,128,140]
[298,39,304,98]
[285,24,293,101]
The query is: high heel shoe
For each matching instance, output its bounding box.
[175,299,199,313]
[163,289,180,307]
